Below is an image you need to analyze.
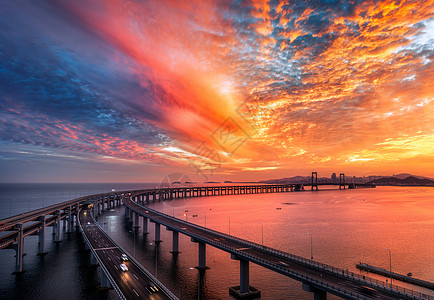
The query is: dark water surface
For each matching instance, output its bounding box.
[0,184,433,299]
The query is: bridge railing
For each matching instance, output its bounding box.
[128,199,432,300]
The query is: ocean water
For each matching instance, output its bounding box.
[0,184,433,299]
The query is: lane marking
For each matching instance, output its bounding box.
[108,257,111,261]
[132,289,139,297]
[133,274,138,280]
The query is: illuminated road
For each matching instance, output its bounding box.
[79,207,173,300]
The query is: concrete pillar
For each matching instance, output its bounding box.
[154,223,161,242]
[240,259,249,293]
[63,216,67,230]
[67,206,72,233]
[97,200,101,215]
[302,283,327,300]
[37,216,47,255]
[125,206,129,218]
[13,223,24,274]
[172,231,179,253]
[142,216,149,234]
[129,209,133,223]
[198,241,207,269]
[134,212,140,228]
[55,210,61,242]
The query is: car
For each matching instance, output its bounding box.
[121,254,128,261]
[120,264,128,272]
[146,282,159,294]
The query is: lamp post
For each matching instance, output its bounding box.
[259,222,264,246]
[307,232,313,259]
[385,248,392,285]
[226,216,231,235]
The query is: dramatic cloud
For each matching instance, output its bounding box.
[0,0,433,182]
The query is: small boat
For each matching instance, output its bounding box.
[276,207,282,210]
[407,272,412,277]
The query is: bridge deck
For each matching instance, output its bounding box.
[126,197,429,300]
[78,207,176,300]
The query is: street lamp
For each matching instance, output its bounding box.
[307,232,313,259]
[259,222,264,245]
[226,216,231,235]
[385,248,392,285]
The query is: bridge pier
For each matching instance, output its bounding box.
[191,238,208,269]
[166,229,179,253]
[129,209,133,223]
[154,222,161,242]
[134,212,140,229]
[142,216,149,234]
[302,283,327,300]
[67,206,73,233]
[229,254,261,299]
[37,215,47,255]
[12,223,24,274]
[54,210,61,243]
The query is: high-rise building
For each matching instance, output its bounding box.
[331,173,337,183]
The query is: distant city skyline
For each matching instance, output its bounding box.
[1,1,434,183]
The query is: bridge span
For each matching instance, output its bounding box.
[78,205,177,299]
[123,192,430,300]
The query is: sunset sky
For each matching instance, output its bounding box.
[1,0,433,183]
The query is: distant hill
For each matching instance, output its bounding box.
[367,176,434,186]
[392,173,434,181]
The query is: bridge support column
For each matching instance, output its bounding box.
[191,238,208,269]
[12,223,24,274]
[142,216,149,234]
[134,212,140,229]
[169,230,179,253]
[37,215,47,255]
[130,209,134,223]
[302,283,327,300]
[54,210,61,243]
[154,223,161,242]
[229,254,260,299]
[67,206,73,233]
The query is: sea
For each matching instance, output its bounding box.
[0,183,433,299]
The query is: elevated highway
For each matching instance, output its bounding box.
[124,194,431,300]
[78,206,177,300]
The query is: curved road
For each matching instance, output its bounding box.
[79,207,174,300]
